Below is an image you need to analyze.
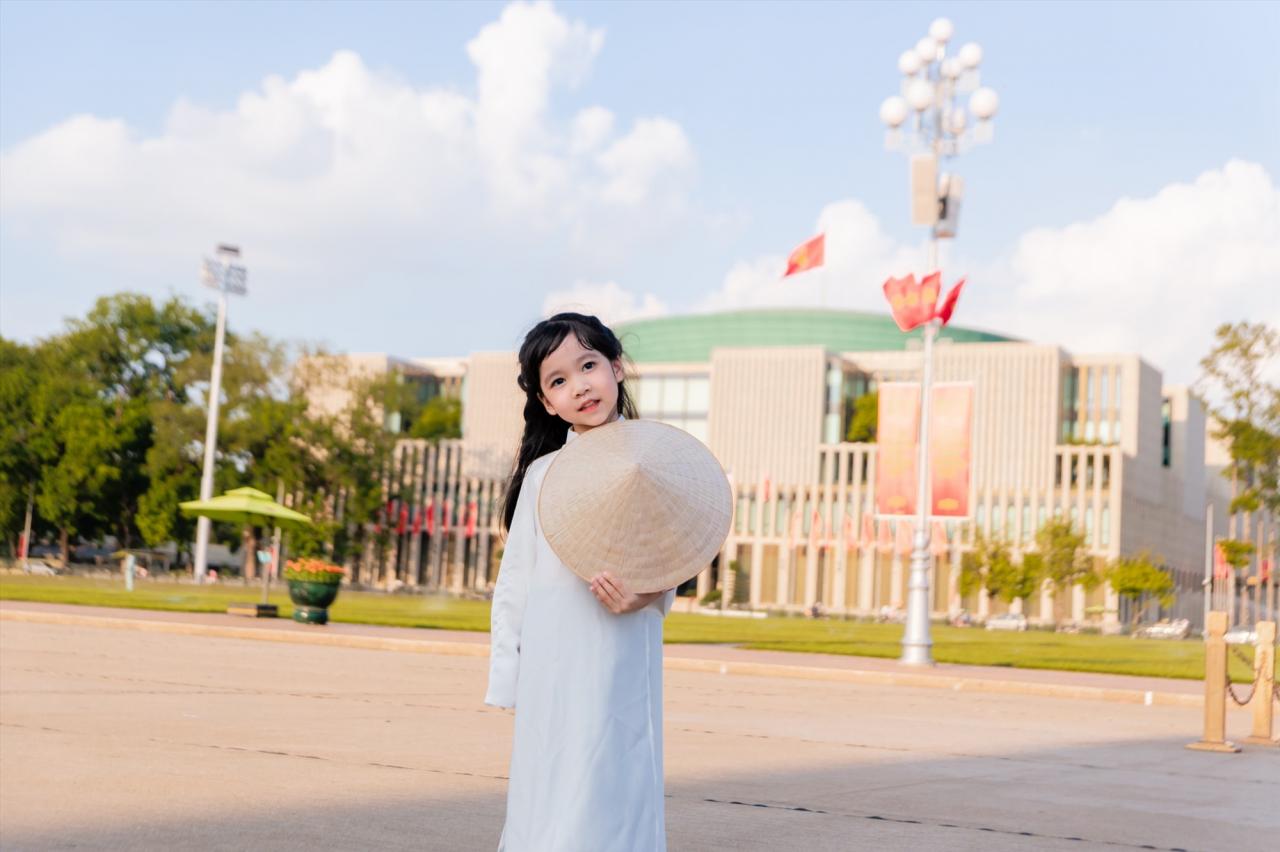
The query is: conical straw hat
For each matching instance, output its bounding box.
[539,419,732,594]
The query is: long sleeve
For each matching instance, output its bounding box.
[484,478,536,708]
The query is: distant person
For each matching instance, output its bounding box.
[486,313,675,851]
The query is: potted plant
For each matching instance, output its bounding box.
[284,557,345,624]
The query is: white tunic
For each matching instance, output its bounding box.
[485,424,675,852]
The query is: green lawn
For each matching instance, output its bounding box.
[1,573,1261,682]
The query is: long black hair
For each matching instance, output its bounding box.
[501,312,638,531]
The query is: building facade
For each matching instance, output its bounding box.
[328,309,1274,630]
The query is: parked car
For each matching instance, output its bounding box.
[27,543,61,559]
[72,543,115,565]
[1132,618,1191,640]
[985,613,1028,632]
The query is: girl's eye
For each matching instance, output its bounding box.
[583,361,595,371]
[550,378,563,387]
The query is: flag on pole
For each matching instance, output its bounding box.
[465,499,478,538]
[425,499,436,535]
[861,514,875,548]
[783,234,824,277]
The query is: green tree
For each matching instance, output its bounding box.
[845,391,878,443]
[1105,550,1175,629]
[958,534,1041,608]
[410,396,462,441]
[0,340,40,556]
[1035,517,1096,623]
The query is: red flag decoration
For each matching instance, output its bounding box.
[1261,558,1272,582]
[895,520,914,555]
[882,271,966,331]
[787,507,802,546]
[877,518,893,553]
[929,383,973,517]
[875,383,920,516]
[783,233,825,277]
[465,499,478,538]
[861,514,875,547]
[425,499,436,535]
[397,504,408,535]
[808,507,824,547]
[930,521,949,558]
[411,506,423,535]
[935,277,966,325]
[1213,542,1229,579]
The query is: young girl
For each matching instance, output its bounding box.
[485,312,676,852]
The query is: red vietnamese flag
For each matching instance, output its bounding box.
[861,514,875,547]
[882,271,966,330]
[935,277,966,325]
[465,499,478,538]
[1213,542,1229,579]
[783,234,824,277]
[425,499,436,535]
[411,506,423,535]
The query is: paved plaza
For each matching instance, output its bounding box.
[1,617,1276,851]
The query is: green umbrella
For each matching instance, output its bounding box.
[180,487,312,528]
[181,487,313,609]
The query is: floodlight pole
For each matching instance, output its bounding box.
[193,245,246,583]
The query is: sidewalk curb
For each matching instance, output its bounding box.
[0,607,1203,709]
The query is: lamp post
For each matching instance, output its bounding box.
[879,19,998,665]
[192,244,247,583]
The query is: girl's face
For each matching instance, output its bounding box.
[537,333,624,434]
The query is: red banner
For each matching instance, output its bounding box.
[876,383,920,516]
[465,499,478,538]
[929,383,973,517]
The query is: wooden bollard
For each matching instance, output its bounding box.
[1243,620,1277,747]
[1187,611,1240,753]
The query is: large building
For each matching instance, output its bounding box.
[327,309,1274,631]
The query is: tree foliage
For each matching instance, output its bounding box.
[845,391,878,443]
[1105,550,1175,628]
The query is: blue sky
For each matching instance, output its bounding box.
[2,0,1277,383]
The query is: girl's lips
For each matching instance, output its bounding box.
[579,400,599,412]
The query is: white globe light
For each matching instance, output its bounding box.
[941,58,963,80]
[946,108,968,134]
[929,18,954,43]
[969,87,999,120]
[906,79,935,111]
[879,95,909,128]
[959,42,983,69]
[915,36,938,62]
[898,49,922,75]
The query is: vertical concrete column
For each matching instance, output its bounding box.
[857,543,874,614]
[1244,621,1277,747]
[749,540,764,609]
[1187,611,1240,753]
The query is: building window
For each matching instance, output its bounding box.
[1161,399,1172,467]
[1100,505,1110,546]
[686,377,710,413]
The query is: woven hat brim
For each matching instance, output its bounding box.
[540,420,732,594]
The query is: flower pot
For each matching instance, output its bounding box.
[287,579,340,625]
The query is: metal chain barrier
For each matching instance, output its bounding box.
[1226,644,1258,707]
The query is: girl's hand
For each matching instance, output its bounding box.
[589,571,664,614]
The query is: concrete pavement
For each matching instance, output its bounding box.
[1,615,1276,851]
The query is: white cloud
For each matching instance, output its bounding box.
[622,160,1277,385]
[981,159,1280,384]
[542,280,668,325]
[696,199,924,313]
[0,1,695,297]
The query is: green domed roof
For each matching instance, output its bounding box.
[615,309,1012,364]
